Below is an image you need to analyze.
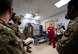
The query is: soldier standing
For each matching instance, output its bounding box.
[11,16,22,38]
[10,16,26,54]
[57,0,78,54]
[23,23,33,53]
[0,0,26,54]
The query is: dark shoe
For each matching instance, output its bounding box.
[53,46,56,48]
[49,43,51,45]
[27,50,32,53]
[53,47,56,48]
[29,46,31,49]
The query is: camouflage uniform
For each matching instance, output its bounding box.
[23,26,31,39]
[10,23,26,54]
[57,17,78,54]
[11,24,22,38]
[0,19,26,54]
[23,26,32,52]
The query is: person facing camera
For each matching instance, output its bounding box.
[47,23,56,48]
[23,23,33,53]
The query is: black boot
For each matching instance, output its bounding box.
[49,43,51,45]
[27,50,32,53]
[29,46,31,49]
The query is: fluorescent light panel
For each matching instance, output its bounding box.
[55,0,70,8]
[35,16,40,20]
[25,13,32,18]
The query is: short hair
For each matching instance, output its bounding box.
[28,23,31,26]
[68,0,78,10]
[0,0,12,14]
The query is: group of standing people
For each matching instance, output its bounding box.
[47,0,78,54]
[0,0,78,54]
[0,0,33,54]
[10,16,33,53]
[11,16,33,53]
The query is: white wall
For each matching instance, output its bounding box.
[40,12,69,31]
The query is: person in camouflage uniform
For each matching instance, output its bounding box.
[23,23,33,53]
[0,0,26,54]
[24,23,33,39]
[11,16,22,38]
[10,16,26,54]
[24,26,31,39]
[57,0,78,54]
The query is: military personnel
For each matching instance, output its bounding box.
[28,23,33,37]
[0,0,26,54]
[10,16,27,53]
[11,16,22,38]
[57,0,78,54]
[23,23,33,53]
[24,26,31,39]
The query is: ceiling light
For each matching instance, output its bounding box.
[55,0,70,8]
[25,13,32,18]
[34,16,40,20]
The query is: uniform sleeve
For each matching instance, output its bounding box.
[0,27,20,49]
[70,21,78,37]
[0,32,12,53]
[64,21,78,37]
[0,48,9,54]
[0,28,11,44]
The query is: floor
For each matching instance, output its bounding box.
[27,42,59,54]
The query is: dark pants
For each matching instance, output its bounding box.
[27,42,32,51]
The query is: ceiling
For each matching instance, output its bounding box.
[13,0,67,20]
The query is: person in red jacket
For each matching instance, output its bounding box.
[47,23,56,48]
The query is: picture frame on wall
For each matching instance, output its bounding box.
[45,20,55,31]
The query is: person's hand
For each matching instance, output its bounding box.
[15,38,23,45]
[22,40,27,46]
[48,30,50,32]
[60,36,69,43]
[64,31,69,35]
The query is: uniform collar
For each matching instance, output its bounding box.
[0,19,11,28]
